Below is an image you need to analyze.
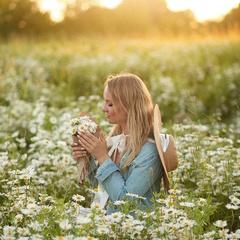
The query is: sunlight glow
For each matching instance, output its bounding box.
[38,0,66,21]
[100,0,122,9]
[166,0,240,22]
[37,0,240,22]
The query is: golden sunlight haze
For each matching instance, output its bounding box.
[37,0,240,22]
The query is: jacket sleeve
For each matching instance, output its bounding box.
[95,141,163,202]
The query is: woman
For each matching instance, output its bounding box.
[71,73,164,214]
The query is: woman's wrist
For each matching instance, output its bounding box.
[98,154,109,165]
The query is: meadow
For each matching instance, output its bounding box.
[0,38,240,239]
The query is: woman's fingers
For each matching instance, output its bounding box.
[78,131,94,142]
[74,131,108,164]
[99,131,106,143]
[70,142,78,147]
[70,141,87,160]
[77,131,95,151]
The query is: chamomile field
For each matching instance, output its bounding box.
[0,38,240,239]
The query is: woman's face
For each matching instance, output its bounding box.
[102,86,128,126]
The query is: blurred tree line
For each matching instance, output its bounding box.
[0,0,240,40]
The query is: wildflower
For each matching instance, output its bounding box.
[50,116,57,124]
[182,219,196,228]
[164,197,174,207]
[168,189,181,195]
[202,230,216,238]
[122,221,133,229]
[30,234,43,239]
[76,215,92,224]
[41,205,52,212]
[27,203,37,211]
[71,126,78,134]
[230,196,240,205]
[1,236,15,240]
[132,225,145,232]
[72,194,85,202]
[106,212,123,222]
[228,231,240,239]
[218,229,229,238]
[12,200,24,211]
[17,227,30,236]
[126,193,138,197]
[74,237,98,240]
[3,225,16,236]
[91,202,101,209]
[214,220,228,228]
[198,198,207,206]
[70,118,79,126]
[16,138,27,148]
[96,227,110,235]
[142,211,154,218]
[14,214,23,224]
[179,202,195,208]
[113,200,126,206]
[126,193,146,200]
[20,174,31,180]
[59,219,72,230]
[28,221,42,231]
[20,166,35,180]
[156,198,165,204]
[53,237,67,240]
[93,188,98,193]
[21,154,28,160]
[21,208,35,216]
[130,231,142,239]
[225,204,239,210]
[57,141,67,147]
[70,116,98,135]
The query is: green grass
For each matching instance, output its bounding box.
[1,38,240,122]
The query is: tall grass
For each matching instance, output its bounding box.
[0,38,239,122]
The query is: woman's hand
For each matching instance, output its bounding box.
[78,131,109,165]
[70,142,88,161]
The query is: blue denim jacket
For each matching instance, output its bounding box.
[88,139,163,214]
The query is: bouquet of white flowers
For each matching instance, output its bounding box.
[70,113,100,185]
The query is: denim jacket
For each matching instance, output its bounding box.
[88,136,164,214]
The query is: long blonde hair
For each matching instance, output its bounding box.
[105,73,154,169]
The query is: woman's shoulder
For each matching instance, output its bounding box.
[134,139,159,160]
[142,139,158,152]
[129,141,159,168]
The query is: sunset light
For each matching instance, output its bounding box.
[166,0,240,22]
[37,0,240,22]
[38,0,66,21]
[100,0,122,9]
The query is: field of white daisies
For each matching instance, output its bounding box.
[0,38,240,239]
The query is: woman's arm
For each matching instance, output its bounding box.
[96,142,163,202]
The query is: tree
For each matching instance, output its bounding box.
[222,3,240,31]
[0,0,52,40]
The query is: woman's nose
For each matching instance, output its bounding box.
[102,105,107,112]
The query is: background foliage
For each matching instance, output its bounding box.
[0,0,240,40]
[1,39,239,123]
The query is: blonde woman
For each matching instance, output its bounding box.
[71,73,164,214]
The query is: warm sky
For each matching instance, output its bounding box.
[38,0,240,22]
[166,0,240,22]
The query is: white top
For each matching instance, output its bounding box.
[91,134,129,209]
